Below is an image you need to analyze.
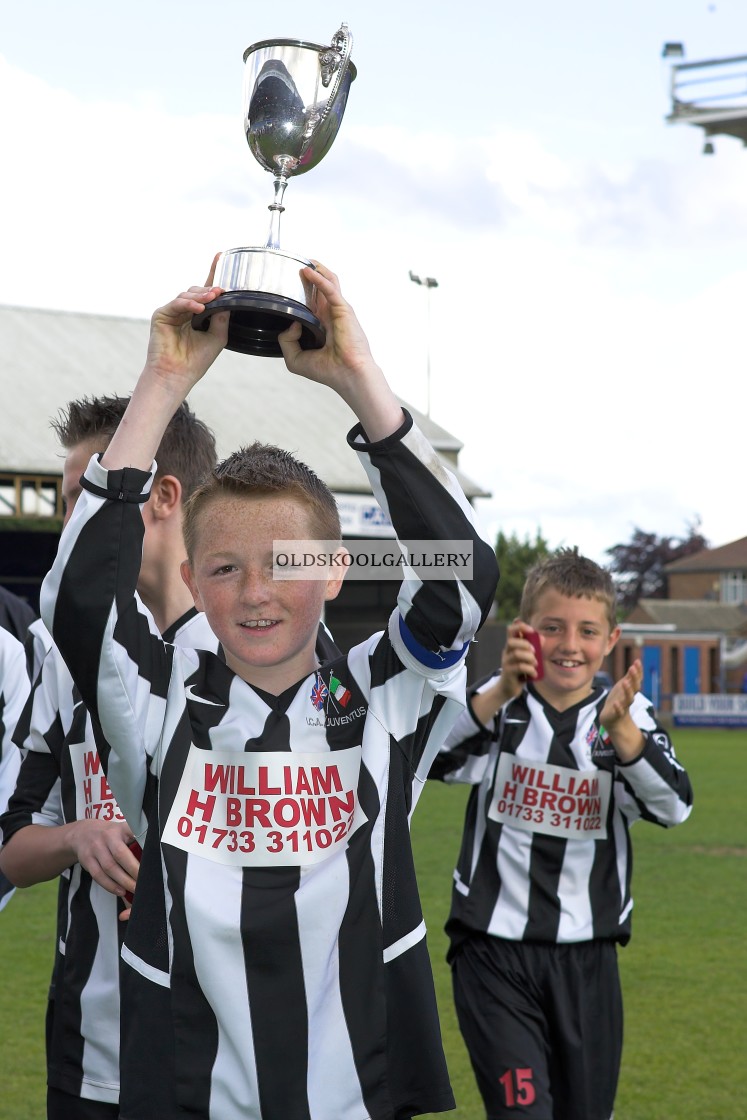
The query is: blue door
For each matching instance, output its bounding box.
[684,646,700,693]
[642,646,661,708]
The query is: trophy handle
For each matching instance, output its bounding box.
[315,24,354,129]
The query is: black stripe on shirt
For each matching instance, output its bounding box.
[53,872,101,1094]
[338,758,391,1119]
[242,866,311,1120]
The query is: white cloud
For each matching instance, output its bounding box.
[1,48,744,562]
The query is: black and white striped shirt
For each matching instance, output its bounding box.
[433,677,693,949]
[0,627,30,910]
[2,609,218,1102]
[41,413,499,1120]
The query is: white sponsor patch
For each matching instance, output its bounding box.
[162,745,364,866]
[70,742,126,824]
[489,754,611,840]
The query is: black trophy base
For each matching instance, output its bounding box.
[192,291,326,358]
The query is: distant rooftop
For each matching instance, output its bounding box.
[664,536,747,574]
[626,598,747,634]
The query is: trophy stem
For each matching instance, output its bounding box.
[265,168,292,250]
[266,175,287,250]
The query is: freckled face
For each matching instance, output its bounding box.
[181,493,344,694]
[528,589,619,711]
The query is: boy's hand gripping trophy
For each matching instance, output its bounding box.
[193,24,356,357]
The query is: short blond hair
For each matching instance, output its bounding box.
[519,547,617,631]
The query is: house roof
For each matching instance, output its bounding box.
[664,536,747,574]
[625,598,747,634]
[0,304,487,498]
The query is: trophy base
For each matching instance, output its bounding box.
[192,291,325,358]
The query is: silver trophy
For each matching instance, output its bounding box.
[193,24,356,356]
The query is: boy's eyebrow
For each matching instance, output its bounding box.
[197,547,234,558]
[538,615,603,626]
[196,548,242,564]
[198,546,274,562]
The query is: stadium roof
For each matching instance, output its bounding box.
[0,304,488,499]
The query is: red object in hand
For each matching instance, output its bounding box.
[520,630,544,682]
[124,841,142,906]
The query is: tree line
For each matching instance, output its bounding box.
[493,519,708,621]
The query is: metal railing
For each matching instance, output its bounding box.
[670,53,747,117]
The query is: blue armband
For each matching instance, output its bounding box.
[398,615,469,669]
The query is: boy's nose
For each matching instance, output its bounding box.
[239,569,272,603]
[558,631,580,652]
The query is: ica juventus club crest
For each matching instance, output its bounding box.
[309,671,362,728]
[310,671,352,712]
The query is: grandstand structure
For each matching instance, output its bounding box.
[0,302,504,676]
[665,47,747,151]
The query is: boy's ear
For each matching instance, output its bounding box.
[605,625,621,655]
[150,475,183,520]
[323,546,349,603]
[180,559,203,611]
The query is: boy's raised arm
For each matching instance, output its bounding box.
[102,286,229,472]
[34,284,229,834]
[278,263,405,441]
[280,264,499,664]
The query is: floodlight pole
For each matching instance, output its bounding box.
[409,271,439,417]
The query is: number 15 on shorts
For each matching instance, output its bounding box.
[499,1067,536,1108]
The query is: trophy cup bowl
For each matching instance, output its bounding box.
[193,25,356,357]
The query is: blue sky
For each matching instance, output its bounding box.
[2,0,746,561]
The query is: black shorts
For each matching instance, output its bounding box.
[451,935,622,1120]
[47,1086,119,1120]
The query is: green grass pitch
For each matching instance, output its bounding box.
[0,728,744,1119]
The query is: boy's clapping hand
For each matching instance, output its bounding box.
[600,660,646,761]
[600,659,643,730]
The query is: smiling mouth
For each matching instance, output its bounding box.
[240,620,278,629]
[553,659,583,669]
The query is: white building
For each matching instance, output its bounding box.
[0,304,497,666]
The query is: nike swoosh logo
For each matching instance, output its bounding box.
[185,684,225,707]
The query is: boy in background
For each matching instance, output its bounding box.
[0,396,218,1118]
[432,548,692,1120]
[0,626,30,910]
[40,262,499,1120]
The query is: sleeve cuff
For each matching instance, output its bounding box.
[347,408,413,451]
[465,691,495,734]
[397,614,470,670]
[80,454,154,504]
[614,733,652,768]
